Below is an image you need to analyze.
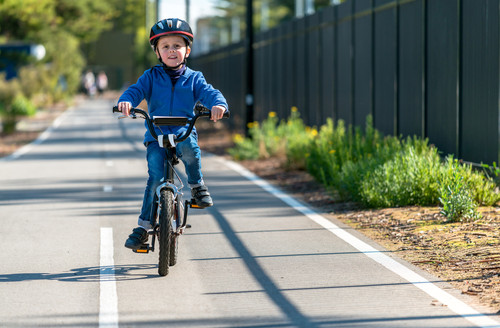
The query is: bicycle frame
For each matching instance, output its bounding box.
[113,104,229,254]
[152,139,186,237]
[113,104,229,275]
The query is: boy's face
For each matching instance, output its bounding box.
[156,35,191,69]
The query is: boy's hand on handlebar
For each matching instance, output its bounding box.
[211,105,226,122]
[118,101,132,116]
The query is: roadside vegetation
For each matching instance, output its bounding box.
[0,0,151,133]
[228,108,500,222]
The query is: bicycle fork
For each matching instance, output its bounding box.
[133,184,188,254]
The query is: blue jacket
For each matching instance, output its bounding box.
[118,65,228,143]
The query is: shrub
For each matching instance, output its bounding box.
[481,162,500,182]
[11,94,37,116]
[280,107,314,170]
[228,132,260,160]
[1,93,37,133]
[440,158,500,207]
[228,108,316,164]
[360,140,442,207]
[228,110,500,214]
[0,75,21,133]
[439,159,482,222]
[305,116,403,201]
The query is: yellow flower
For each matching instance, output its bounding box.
[329,149,336,154]
[269,111,277,118]
[291,106,298,112]
[233,133,244,143]
[310,128,318,137]
[247,121,259,129]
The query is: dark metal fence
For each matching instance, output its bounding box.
[192,0,499,165]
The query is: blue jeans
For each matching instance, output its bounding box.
[138,132,203,229]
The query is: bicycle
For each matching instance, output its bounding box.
[113,104,229,276]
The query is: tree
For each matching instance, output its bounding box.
[109,0,158,76]
[0,0,118,132]
[0,0,117,96]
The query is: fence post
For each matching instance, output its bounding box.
[245,0,255,137]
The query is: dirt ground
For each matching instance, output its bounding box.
[1,102,499,314]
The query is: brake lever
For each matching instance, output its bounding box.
[118,113,137,120]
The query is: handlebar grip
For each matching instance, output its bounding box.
[195,103,230,118]
[195,103,209,113]
[113,106,121,113]
[199,111,230,119]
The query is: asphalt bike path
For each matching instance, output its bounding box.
[0,98,499,327]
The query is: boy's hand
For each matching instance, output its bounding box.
[118,101,132,116]
[211,105,226,122]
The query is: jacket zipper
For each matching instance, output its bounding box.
[169,85,175,116]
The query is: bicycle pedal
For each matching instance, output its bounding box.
[133,244,150,253]
[189,199,207,209]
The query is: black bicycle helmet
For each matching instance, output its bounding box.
[149,18,194,50]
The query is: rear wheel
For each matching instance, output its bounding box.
[158,189,174,276]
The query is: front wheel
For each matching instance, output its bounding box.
[169,234,179,266]
[158,189,174,276]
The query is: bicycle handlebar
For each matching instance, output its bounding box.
[112,104,229,144]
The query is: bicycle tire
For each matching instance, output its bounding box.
[169,234,178,266]
[169,197,183,266]
[158,189,174,276]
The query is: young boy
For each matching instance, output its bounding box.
[117,18,228,249]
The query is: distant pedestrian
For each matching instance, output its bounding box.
[83,70,96,97]
[97,71,108,95]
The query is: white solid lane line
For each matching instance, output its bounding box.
[100,227,119,328]
[220,158,500,328]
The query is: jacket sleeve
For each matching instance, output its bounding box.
[118,70,152,107]
[192,72,229,111]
